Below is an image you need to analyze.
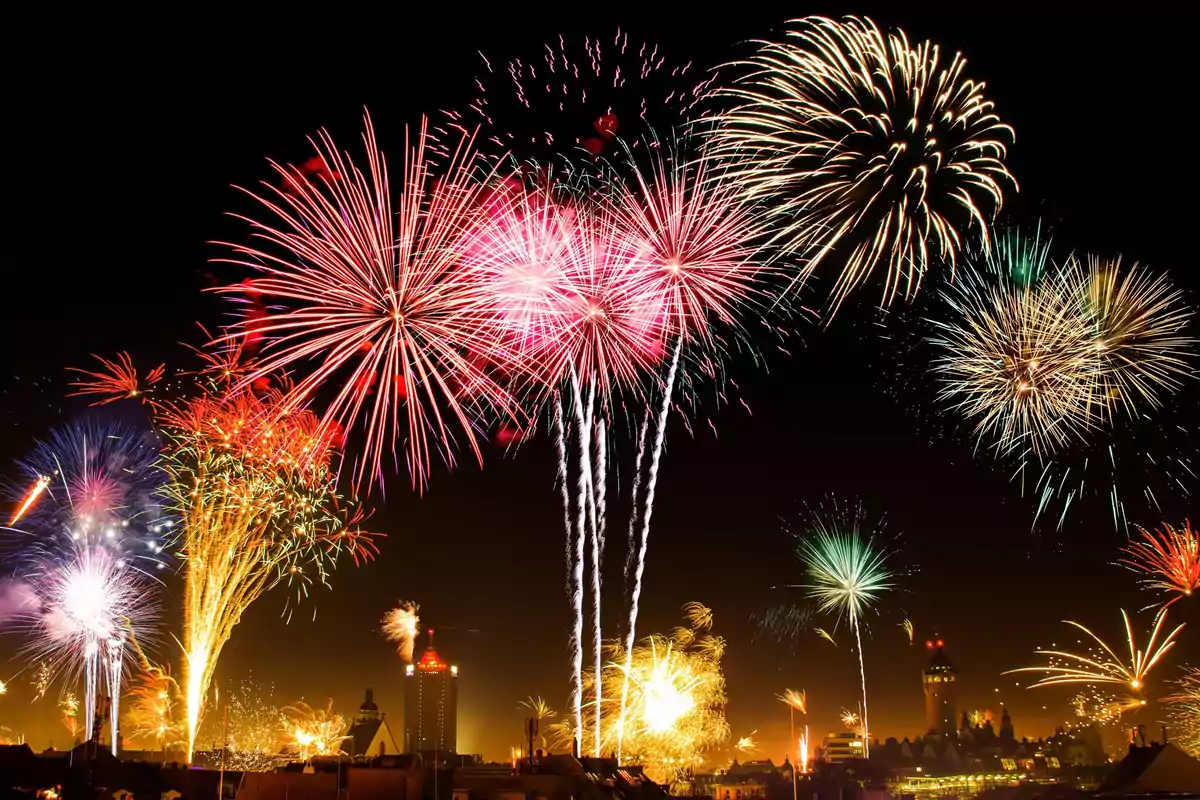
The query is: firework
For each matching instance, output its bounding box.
[901,618,915,644]
[382,602,421,663]
[735,732,759,755]
[778,689,806,715]
[283,699,350,761]
[751,604,812,648]
[705,15,1015,310]
[155,382,375,761]
[1119,522,1200,607]
[10,475,51,526]
[1165,666,1200,758]
[436,30,715,166]
[927,238,1196,527]
[124,663,184,753]
[217,112,519,492]
[68,352,164,406]
[793,503,893,757]
[519,695,557,750]
[10,416,173,569]
[839,708,864,736]
[17,544,158,754]
[610,142,769,761]
[797,726,809,774]
[575,604,728,788]
[815,628,837,646]
[466,179,665,757]
[60,692,80,738]
[32,661,50,700]
[1007,608,1184,693]
[198,677,284,770]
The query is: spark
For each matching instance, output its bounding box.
[735,732,759,755]
[1120,522,1200,607]
[216,112,519,492]
[382,602,421,663]
[901,618,915,644]
[10,475,51,526]
[705,15,1015,311]
[815,628,837,646]
[778,689,807,714]
[1007,608,1184,693]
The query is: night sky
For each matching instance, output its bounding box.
[3,10,1197,762]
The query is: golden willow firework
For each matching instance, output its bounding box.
[198,677,285,771]
[704,15,1015,310]
[557,604,728,788]
[1007,608,1184,694]
[1119,522,1200,606]
[155,380,376,761]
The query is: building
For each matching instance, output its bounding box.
[404,630,459,760]
[346,688,401,759]
[921,637,957,736]
[822,732,866,763]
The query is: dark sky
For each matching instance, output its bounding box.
[3,10,1198,762]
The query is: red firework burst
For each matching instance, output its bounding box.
[68,352,165,405]
[215,112,520,491]
[1120,522,1200,606]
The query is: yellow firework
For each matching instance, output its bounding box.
[158,382,377,761]
[199,678,284,771]
[1007,608,1184,693]
[566,605,728,788]
[382,602,421,664]
[283,699,350,761]
[705,15,1015,310]
[778,688,806,714]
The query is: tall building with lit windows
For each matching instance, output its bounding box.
[922,637,958,736]
[403,630,458,760]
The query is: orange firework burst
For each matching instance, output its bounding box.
[1120,522,1200,606]
[68,352,165,405]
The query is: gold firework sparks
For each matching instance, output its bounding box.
[900,619,914,644]
[1007,608,1184,693]
[199,678,284,771]
[815,628,837,646]
[382,602,421,664]
[283,699,350,761]
[777,688,807,714]
[705,16,1015,311]
[564,604,729,789]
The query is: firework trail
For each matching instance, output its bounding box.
[1119,522,1200,607]
[901,619,915,644]
[1007,608,1184,693]
[67,352,164,406]
[793,503,894,757]
[216,112,519,492]
[382,602,421,663]
[436,30,715,167]
[705,15,1015,312]
[608,140,769,761]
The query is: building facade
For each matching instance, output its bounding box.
[922,638,957,736]
[404,632,459,759]
[822,732,866,763]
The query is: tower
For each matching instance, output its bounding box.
[922,637,957,736]
[404,629,458,762]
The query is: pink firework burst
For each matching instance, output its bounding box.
[216,112,521,491]
[609,142,771,347]
[1120,522,1200,606]
[464,180,667,400]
